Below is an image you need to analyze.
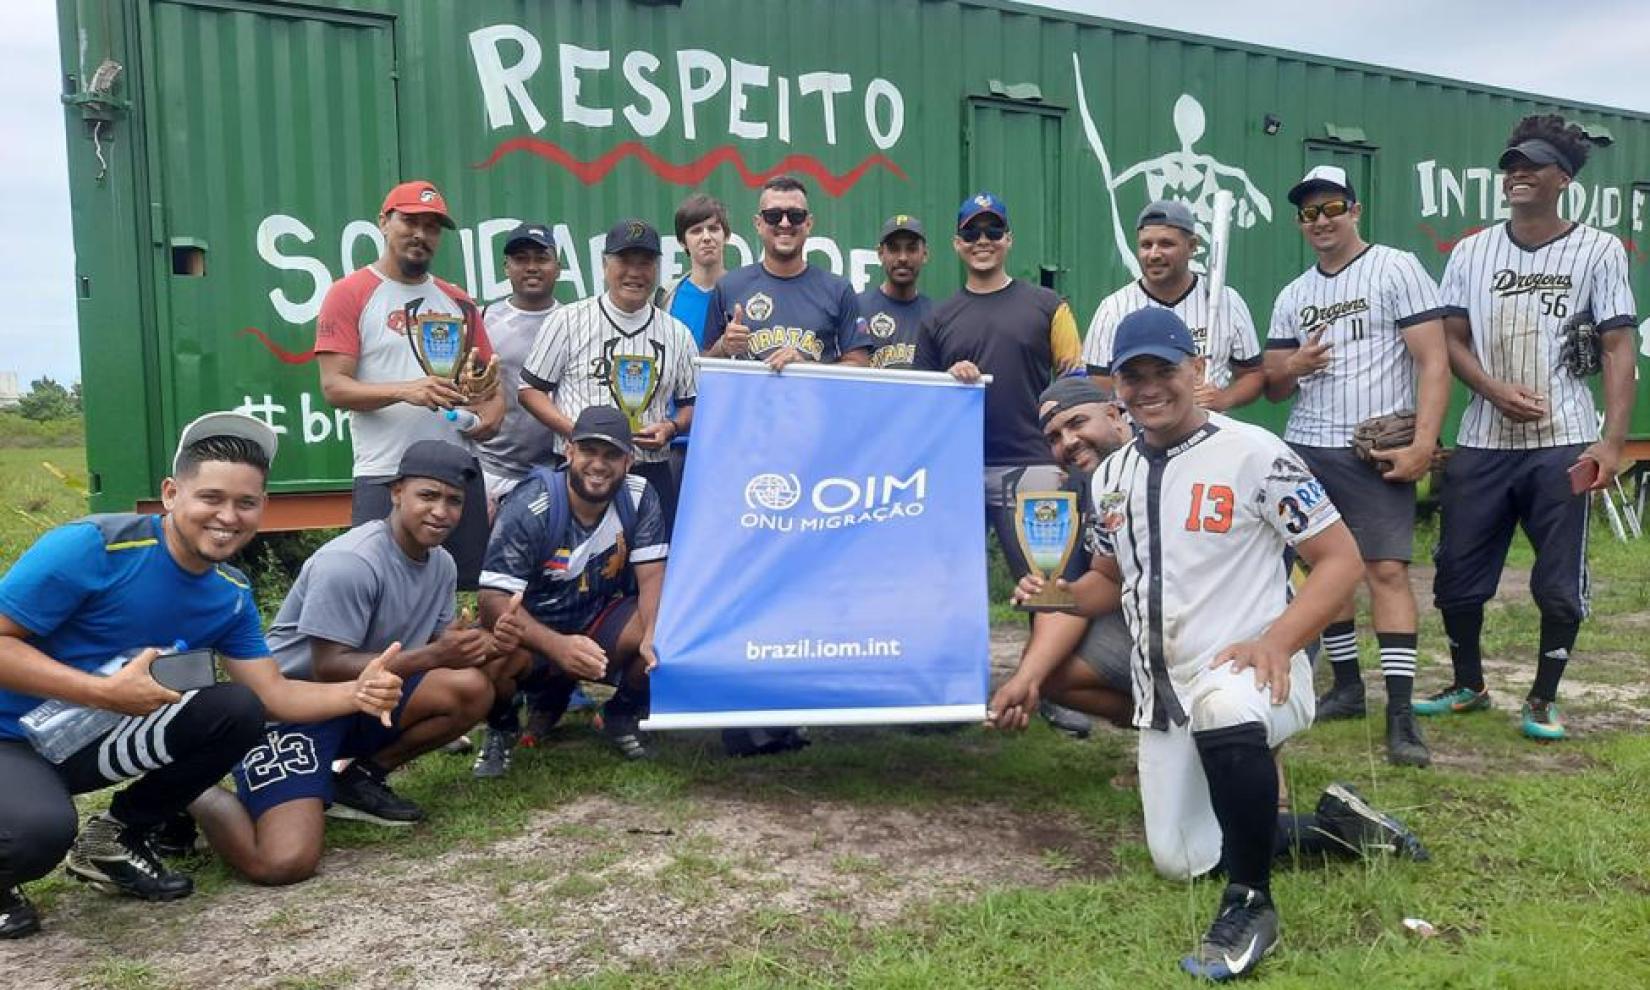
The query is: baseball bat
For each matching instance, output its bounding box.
[1203,190,1236,383]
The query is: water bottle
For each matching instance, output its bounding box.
[444,407,480,433]
[21,640,187,763]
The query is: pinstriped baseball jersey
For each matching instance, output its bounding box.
[1267,245,1447,447]
[518,295,699,464]
[1082,277,1261,388]
[1439,222,1637,449]
[1089,414,1341,731]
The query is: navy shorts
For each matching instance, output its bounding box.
[1433,445,1590,622]
[1290,444,1416,562]
[232,671,428,820]
[559,596,639,687]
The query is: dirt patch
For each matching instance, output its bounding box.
[0,795,1113,989]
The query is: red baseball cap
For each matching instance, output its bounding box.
[380,180,456,229]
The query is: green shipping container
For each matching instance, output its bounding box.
[56,0,1650,524]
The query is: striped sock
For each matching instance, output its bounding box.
[1377,631,1418,708]
[1322,620,1360,687]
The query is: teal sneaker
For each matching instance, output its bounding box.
[1413,686,1491,716]
[1521,698,1567,741]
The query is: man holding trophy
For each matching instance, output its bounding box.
[518,219,699,532]
[316,179,503,591]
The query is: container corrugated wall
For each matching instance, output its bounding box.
[59,0,1650,512]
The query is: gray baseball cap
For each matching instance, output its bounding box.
[1136,200,1197,235]
[173,411,279,474]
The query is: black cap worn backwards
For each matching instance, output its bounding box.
[395,439,478,489]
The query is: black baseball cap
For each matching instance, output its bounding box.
[395,439,478,489]
[602,219,663,256]
[1111,308,1198,371]
[569,406,635,455]
[1498,138,1578,177]
[504,222,555,254]
[1038,376,1116,426]
[879,214,926,244]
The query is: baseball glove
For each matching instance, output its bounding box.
[1558,308,1601,378]
[1352,411,1417,465]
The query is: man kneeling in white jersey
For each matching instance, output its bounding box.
[1031,308,1426,981]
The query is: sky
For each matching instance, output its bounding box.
[2,0,1647,387]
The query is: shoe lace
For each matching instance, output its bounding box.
[119,829,168,878]
[1206,899,1260,948]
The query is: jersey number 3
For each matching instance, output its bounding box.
[1184,483,1235,533]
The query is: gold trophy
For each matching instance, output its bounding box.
[405,300,500,399]
[609,355,661,432]
[1013,491,1080,611]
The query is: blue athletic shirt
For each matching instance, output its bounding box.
[479,473,669,634]
[703,263,871,363]
[666,279,715,449]
[856,287,932,370]
[0,514,268,741]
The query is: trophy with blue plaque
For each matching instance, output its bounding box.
[610,354,660,432]
[1013,491,1079,611]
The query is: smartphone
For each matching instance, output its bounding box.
[149,648,218,692]
[1568,458,1599,496]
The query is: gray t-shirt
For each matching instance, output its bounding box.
[266,520,456,681]
[477,298,560,481]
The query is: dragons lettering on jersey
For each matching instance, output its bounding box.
[1298,299,1370,325]
[1490,270,1574,297]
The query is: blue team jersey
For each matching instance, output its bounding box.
[704,263,870,363]
[0,514,268,741]
[479,473,669,634]
[856,287,932,370]
[668,279,715,349]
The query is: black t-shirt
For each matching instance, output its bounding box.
[915,279,1083,466]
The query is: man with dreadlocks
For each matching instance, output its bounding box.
[1424,114,1639,742]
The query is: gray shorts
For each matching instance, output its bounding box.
[1289,443,1415,562]
[1075,610,1134,692]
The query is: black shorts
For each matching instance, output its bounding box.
[352,464,488,591]
[1290,443,1416,562]
[1433,445,1591,622]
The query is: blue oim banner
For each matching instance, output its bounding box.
[643,359,990,730]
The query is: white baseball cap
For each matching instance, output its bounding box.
[173,411,279,474]
[1287,165,1357,206]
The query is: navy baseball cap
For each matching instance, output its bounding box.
[602,219,663,256]
[504,222,555,254]
[879,214,926,243]
[395,439,478,489]
[570,406,635,455]
[1111,308,1198,371]
[957,192,1009,230]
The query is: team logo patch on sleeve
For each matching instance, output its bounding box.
[1098,490,1128,533]
[745,292,774,321]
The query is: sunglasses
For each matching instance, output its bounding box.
[958,224,1008,243]
[1297,200,1352,223]
[759,207,810,226]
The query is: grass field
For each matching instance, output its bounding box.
[2,447,1649,987]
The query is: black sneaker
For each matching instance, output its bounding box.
[1038,700,1094,739]
[600,703,651,761]
[1315,680,1367,720]
[148,811,202,859]
[65,813,193,901]
[1,885,40,939]
[326,763,426,827]
[472,728,517,779]
[722,727,811,758]
[1385,706,1432,767]
[1180,883,1280,981]
[1314,782,1429,861]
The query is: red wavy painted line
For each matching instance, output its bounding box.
[1417,222,1485,253]
[472,138,906,197]
[240,326,315,364]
